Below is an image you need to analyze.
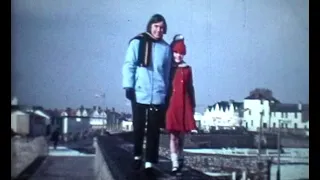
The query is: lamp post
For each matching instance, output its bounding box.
[277,119,291,180]
[95,93,106,132]
[258,106,264,160]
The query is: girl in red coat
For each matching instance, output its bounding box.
[166,34,196,174]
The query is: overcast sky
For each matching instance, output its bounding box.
[11,0,309,112]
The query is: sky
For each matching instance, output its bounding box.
[11,0,309,112]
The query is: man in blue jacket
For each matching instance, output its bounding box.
[122,14,172,176]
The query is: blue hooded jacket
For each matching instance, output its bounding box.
[122,38,172,105]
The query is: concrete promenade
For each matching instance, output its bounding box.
[29,147,94,180]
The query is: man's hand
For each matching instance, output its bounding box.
[125,88,135,101]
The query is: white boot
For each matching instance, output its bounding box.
[170,153,179,171]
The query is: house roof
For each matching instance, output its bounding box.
[270,103,299,112]
[37,107,129,120]
[11,105,32,112]
[11,109,28,114]
[33,110,50,119]
[12,106,51,124]
[208,101,244,112]
[269,103,308,113]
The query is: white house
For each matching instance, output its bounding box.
[122,119,133,131]
[89,107,107,128]
[243,94,309,131]
[194,112,202,129]
[90,108,102,126]
[61,111,68,134]
[99,111,107,127]
[76,110,81,122]
[12,106,51,136]
[75,108,89,122]
[201,101,244,131]
[11,109,30,135]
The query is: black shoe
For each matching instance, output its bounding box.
[132,159,142,171]
[178,159,184,170]
[142,167,158,179]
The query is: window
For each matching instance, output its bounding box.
[294,112,298,118]
[304,125,307,130]
[294,123,297,129]
[285,113,288,118]
[249,110,251,115]
[263,123,267,128]
[245,122,248,129]
[260,100,263,105]
[273,123,276,128]
[281,123,284,128]
[285,123,288,128]
[281,112,284,118]
[251,120,253,126]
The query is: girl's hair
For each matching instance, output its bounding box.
[146,14,167,34]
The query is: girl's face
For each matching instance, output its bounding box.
[173,52,184,63]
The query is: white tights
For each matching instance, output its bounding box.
[170,132,185,168]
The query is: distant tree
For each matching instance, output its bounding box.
[33,106,44,111]
[80,105,84,111]
[249,88,273,98]
[66,107,72,114]
[53,108,59,116]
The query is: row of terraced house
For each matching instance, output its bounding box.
[11,97,131,136]
[196,93,309,135]
[11,90,309,136]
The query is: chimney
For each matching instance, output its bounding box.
[298,101,302,111]
[11,97,18,105]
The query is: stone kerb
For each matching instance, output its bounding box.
[94,137,115,180]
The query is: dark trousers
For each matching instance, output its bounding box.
[53,140,58,149]
[131,102,163,164]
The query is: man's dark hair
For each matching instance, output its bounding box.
[146,14,167,34]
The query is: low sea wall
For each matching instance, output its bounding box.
[11,136,48,178]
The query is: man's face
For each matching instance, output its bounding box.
[150,21,165,39]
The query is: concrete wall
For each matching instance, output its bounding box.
[93,138,115,180]
[11,136,48,178]
[160,133,278,149]
[281,136,309,148]
[159,146,271,180]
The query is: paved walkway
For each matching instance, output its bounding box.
[29,147,95,180]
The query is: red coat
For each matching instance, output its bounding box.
[166,64,196,132]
